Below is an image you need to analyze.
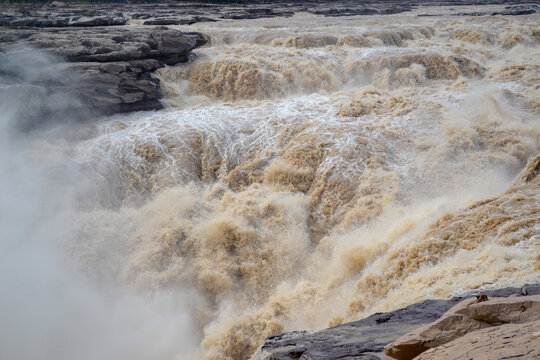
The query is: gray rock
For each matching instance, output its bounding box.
[143,17,197,26]
[0,27,205,65]
[143,15,218,26]
[0,1,420,29]
[59,59,165,112]
[69,16,127,27]
[0,50,163,130]
[0,26,206,129]
[0,12,126,28]
[0,1,535,31]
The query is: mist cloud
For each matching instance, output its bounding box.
[0,48,201,360]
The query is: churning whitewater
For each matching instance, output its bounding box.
[4,6,540,360]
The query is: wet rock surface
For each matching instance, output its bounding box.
[250,285,540,360]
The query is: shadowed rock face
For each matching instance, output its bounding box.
[0,27,206,128]
[250,285,540,360]
[0,52,164,130]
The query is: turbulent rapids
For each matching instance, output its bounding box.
[4,6,540,360]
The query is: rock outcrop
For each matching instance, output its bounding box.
[250,299,459,360]
[415,320,540,360]
[0,27,206,65]
[385,294,540,360]
[249,285,540,360]
[0,26,206,129]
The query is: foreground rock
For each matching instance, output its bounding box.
[250,284,540,360]
[385,294,540,359]
[0,27,206,128]
[415,320,540,360]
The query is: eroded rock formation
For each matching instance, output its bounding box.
[385,294,540,359]
[0,27,206,128]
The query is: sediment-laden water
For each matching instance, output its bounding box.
[2,6,539,360]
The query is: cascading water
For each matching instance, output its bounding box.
[1,7,539,360]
